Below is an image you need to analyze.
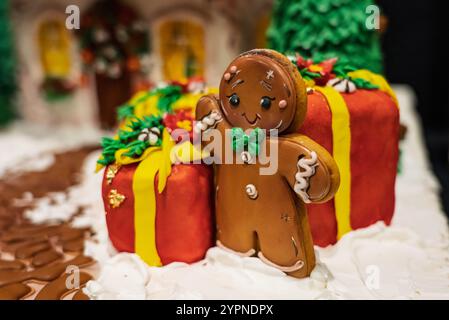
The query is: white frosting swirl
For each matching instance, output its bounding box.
[294,151,318,203]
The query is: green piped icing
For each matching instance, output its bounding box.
[97,115,164,167]
[268,0,383,74]
[117,84,182,121]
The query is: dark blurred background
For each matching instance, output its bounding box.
[378,0,449,215]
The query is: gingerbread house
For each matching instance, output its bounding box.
[10,0,273,128]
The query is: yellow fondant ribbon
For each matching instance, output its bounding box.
[130,129,207,266]
[132,129,175,266]
[348,69,399,106]
[315,86,352,239]
[133,151,163,266]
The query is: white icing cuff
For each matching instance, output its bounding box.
[194,111,222,134]
[294,151,318,203]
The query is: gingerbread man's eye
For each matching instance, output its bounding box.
[228,93,240,107]
[260,96,274,110]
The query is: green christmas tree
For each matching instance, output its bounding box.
[0,0,17,126]
[267,0,383,73]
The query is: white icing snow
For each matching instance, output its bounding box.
[0,121,105,177]
[84,224,449,300]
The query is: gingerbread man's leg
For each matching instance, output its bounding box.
[216,211,257,258]
[255,203,316,278]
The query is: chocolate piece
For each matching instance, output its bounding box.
[0,259,26,271]
[58,228,85,242]
[0,283,33,300]
[0,147,99,300]
[15,241,51,259]
[1,236,48,253]
[1,225,60,243]
[62,239,85,252]
[31,249,63,268]
[399,123,408,141]
[35,272,92,300]
[0,254,93,287]
[72,288,90,300]
[196,49,340,278]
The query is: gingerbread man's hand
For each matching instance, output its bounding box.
[194,94,226,135]
[278,134,340,204]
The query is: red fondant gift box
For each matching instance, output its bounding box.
[97,84,217,266]
[102,162,214,265]
[299,73,399,247]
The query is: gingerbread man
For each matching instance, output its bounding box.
[195,49,340,278]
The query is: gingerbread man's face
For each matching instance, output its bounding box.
[219,54,299,133]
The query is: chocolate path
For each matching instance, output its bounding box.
[0,146,99,300]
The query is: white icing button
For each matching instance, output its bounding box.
[137,133,147,141]
[150,127,160,135]
[245,184,258,199]
[241,151,252,163]
[148,133,158,145]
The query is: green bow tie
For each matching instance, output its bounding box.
[231,127,265,156]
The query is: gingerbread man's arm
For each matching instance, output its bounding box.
[278,134,340,204]
[195,94,230,136]
[195,94,231,159]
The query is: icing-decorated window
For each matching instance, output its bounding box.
[38,19,71,78]
[159,20,204,82]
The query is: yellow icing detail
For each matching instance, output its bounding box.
[171,89,218,112]
[315,86,352,239]
[159,20,205,82]
[176,120,192,131]
[129,91,148,104]
[95,161,104,173]
[304,79,316,88]
[170,141,210,164]
[348,70,398,106]
[108,189,126,209]
[308,65,323,72]
[134,95,160,118]
[38,20,71,78]
[106,164,120,184]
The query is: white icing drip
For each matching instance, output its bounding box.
[193,111,223,134]
[257,252,304,272]
[273,119,283,130]
[294,151,318,203]
[216,240,256,257]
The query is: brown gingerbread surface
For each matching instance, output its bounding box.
[196,49,340,278]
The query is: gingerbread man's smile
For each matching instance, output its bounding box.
[241,112,261,126]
